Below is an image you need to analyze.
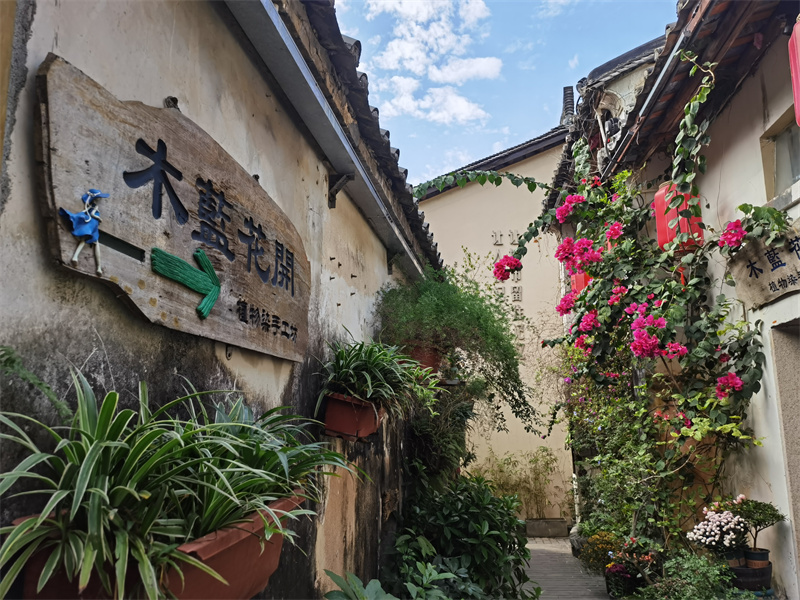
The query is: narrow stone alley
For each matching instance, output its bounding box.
[526,539,608,599]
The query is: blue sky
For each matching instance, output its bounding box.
[334,0,678,184]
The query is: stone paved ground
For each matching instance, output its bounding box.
[525,538,608,600]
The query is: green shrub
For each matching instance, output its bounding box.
[376,256,534,431]
[634,551,755,600]
[396,476,538,599]
[472,447,569,520]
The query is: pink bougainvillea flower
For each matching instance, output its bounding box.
[630,328,661,358]
[716,372,744,399]
[647,294,655,300]
[555,194,586,223]
[719,353,730,363]
[718,219,746,248]
[610,193,620,202]
[574,334,593,356]
[493,255,522,281]
[608,286,628,306]
[556,203,572,223]
[663,342,688,359]
[556,291,578,316]
[579,310,600,332]
[555,237,603,275]
[624,302,639,315]
[606,222,623,241]
[654,299,664,308]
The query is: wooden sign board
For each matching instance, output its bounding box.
[729,225,800,310]
[36,54,309,362]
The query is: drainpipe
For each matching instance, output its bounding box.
[224,0,424,276]
[601,0,716,178]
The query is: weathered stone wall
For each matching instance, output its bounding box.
[0,1,405,597]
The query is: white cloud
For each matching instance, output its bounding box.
[368,35,382,46]
[458,0,490,29]
[363,0,496,128]
[417,147,475,183]
[568,54,579,69]
[536,0,576,18]
[428,57,502,84]
[365,0,448,23]
[422,87,489,124]
[379,77,489,125]
[504,39,535,54]
[491,141,505,153]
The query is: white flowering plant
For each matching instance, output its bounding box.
[686,509,749,553]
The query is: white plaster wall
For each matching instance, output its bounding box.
[420,146,574,520]
[637,39,800,597]
[1,0,392,402]
[1,2,400,592]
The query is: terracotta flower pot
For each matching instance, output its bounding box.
[18,495,304,600]
[323,393,385,441]
[166,495,305,599]
[407,345,442,372]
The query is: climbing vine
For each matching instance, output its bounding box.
[413,54,793,585]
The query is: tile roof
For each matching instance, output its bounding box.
[292,0,443,269]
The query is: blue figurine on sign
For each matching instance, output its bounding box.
[58,189,108,275]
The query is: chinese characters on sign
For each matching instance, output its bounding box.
[236,298,298,343]
[490,229,524,320]
[125,151,297,300]
[39,55,309,361]
[729,230,800,309]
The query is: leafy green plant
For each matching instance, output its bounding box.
[0,372,350,599]
[316,339,440,418]
[376,255,534,431]
[732,498,786,549]
[634,550,754,600]
[324,571,399,600]
[398,476,538,599]
[405,380,478,488]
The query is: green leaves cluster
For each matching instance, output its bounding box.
[391,476,539,600]
[376,257,533,432]
[0,371,349,599]
[316,339,440,418]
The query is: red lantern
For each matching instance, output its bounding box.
[790,19,800,127]
[653,183,704,251]
[570,272,592,293]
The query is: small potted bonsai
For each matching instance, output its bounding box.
[735,497,786,568]
[316,339,439,440]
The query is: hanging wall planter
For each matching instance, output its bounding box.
[323,393,385,441]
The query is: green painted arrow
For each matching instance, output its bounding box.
[151,248,220,319]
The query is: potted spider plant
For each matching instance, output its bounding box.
[0,372,350,600]
[316,340,440,441]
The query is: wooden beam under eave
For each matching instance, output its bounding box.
[656,0,764,137]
